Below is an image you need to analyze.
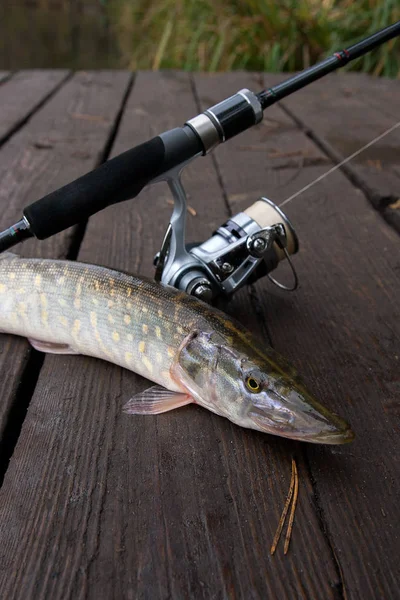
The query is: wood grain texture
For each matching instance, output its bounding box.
[0,70,69,144]
[196,73,400,599]
[0,71,399,600]
[0,71,131,444]
[0,71,340,600]
[321,72,400,122]
[269,72,400,210]
[267,71,400,234]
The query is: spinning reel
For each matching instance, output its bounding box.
[0,22,399,302]
[153,157,298,302]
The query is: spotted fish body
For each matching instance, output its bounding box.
[0,253,198,392]
[0,253,354,444]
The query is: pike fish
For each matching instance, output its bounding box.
[0,252,354,444]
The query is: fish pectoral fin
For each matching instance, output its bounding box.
[28,338,80,355]
[123,385,193,415]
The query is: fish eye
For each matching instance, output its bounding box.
[245,376,261,393]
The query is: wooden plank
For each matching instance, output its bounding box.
[268,72,400,213]
[0,72,340,599]
[195,73,400,598]
[0,71,132,455]
[333,72,400,122]
[0,70,70,144]
[271,73,400,599]
[321,73,400,232]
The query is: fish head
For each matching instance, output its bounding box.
[174,329,354,445]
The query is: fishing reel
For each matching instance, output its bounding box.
[153,163,298,302]
[0,21,398,291]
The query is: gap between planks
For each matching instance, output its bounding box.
[0,71,136,489]
[65,73,136,261]
[0,71,343,600]
[192,71,347,594]
[276,89,400,237]
[0,70,72,147]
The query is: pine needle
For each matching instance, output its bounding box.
[284,458,299,555]
[270,459,295,555]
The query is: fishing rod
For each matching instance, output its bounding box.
[0,21,399,302]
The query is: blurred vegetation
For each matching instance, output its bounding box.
[0,1,116,70]
[109,0,400,75]
[0,0,399,75]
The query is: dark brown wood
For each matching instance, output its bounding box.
[0,71,131,444]
[0,71,399,600]
[196,72,400,598]
[267,72,400,219]
[0,70,69,144]
[337,72,400,121]
[0,71,340,599]
[266,72,400,599]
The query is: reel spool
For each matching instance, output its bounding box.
[0,19,397,298]
[153,162,299,302]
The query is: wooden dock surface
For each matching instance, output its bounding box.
[0,70,399,600]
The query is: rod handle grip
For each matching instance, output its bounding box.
[24,127,201,239]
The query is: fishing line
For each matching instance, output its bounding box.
[278,120,400,209]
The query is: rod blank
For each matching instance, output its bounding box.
[257,21,400,109]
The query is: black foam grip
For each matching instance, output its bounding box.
[24,136,165,239]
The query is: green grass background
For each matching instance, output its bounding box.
[0,1,398,75]
[108,0,400,76]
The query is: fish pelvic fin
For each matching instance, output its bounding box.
[123,385,193,415]
[28,339,80,355]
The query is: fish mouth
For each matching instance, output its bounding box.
[248,387,355,445]
[277,424,355,445]
[304,426,355,445]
